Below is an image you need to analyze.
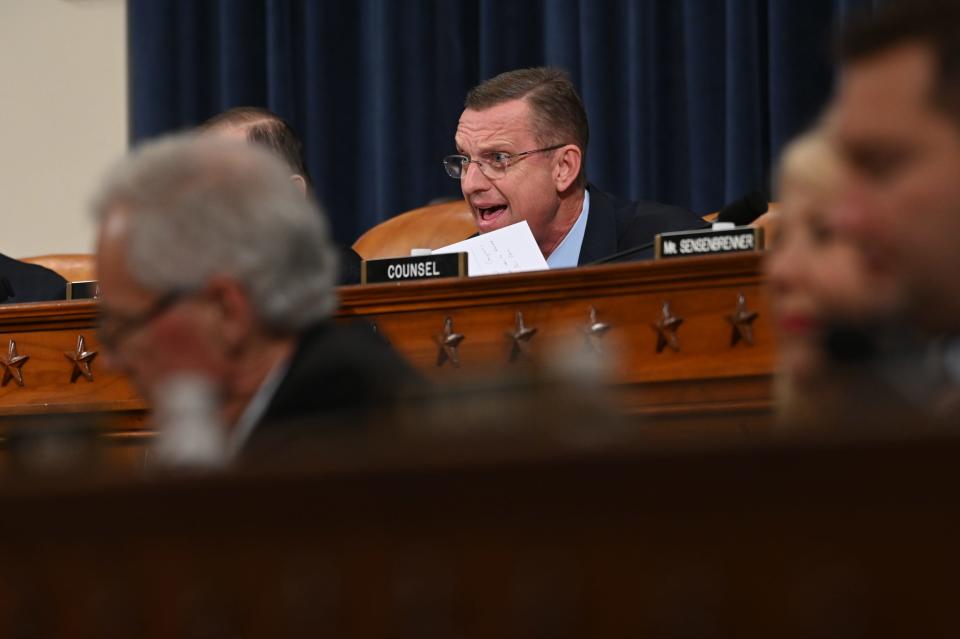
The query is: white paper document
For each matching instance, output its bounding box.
[433,221,549,277]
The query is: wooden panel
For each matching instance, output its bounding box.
[0,302,144,418]
[338,254,774,416]
[0,255,776,464]
[0,436,958,636]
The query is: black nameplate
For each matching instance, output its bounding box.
[361,253,468,284]
[655,226,764,259]
[67,280,99,300]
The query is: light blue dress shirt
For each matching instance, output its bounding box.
[546,190,590,269]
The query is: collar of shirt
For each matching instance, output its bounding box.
[225,357,291,460]
[546,189,590,269]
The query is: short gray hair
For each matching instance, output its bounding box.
[92,133,338,332]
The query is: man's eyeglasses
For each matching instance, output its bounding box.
[97,290,186,351]
[442,143,567,180]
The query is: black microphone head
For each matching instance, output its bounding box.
[716,191,768,226]
[821,323,879,363]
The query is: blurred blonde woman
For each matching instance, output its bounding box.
[766,128,904,427]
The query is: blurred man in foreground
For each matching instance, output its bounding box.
[93,134,419,463]
[445,67,706,267]
[782,0,960,423]
[831,0,960,332]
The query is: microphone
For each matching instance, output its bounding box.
[589,240,657,265]
[821,323,880,363]
[716,191,768,226]
[0,277,13,303]
[590,191,768,266]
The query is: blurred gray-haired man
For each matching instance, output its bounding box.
[93,133,419,461]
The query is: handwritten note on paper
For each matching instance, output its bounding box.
[433,221,549,276]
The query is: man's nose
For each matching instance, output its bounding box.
[460,161,491,196]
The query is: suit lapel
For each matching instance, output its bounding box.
[577,185,618,265]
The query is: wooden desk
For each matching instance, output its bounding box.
[340,253,773,426]
[0,254,774,449]
[1,434,959,636]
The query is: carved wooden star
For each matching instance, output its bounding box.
[727,292,759,347]
[0,340,29,387]
[582,306,611,353]
[506,311,538,363]
[435,316,464,367]
[64,334,97,383]
[651,301,683,353]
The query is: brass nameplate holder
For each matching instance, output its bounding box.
[655,227,764,259]
[361,252,468,284]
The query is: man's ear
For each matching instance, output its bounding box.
[554,145,582,192]
[291,174,308,197]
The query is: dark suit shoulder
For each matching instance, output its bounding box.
[243,321,424,456]
[263,321,423,424]
[580,186,706,264]
[615,197,708,238]
[0,253,67,304]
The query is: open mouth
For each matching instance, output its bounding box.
[476,204,508,227]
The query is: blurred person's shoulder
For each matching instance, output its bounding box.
[263,320,425,422]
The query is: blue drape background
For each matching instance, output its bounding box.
[128,0,876,246]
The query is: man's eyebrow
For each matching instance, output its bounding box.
[454,139,512,156]
[473,144,511,155]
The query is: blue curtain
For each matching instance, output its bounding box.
[129,0,876,246]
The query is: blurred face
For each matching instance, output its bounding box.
[766,177,900,382]
[95,207,231,400]
[455,99,565,255]
[831,43,960,329]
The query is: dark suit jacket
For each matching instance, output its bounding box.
[0,253,67,304]
[243,321,423,452]
[578,185,708,264]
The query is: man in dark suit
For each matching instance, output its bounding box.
[0,253,66,304]
[200,106,363,286]
[92,134,420,464]
[444,67,705,267]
